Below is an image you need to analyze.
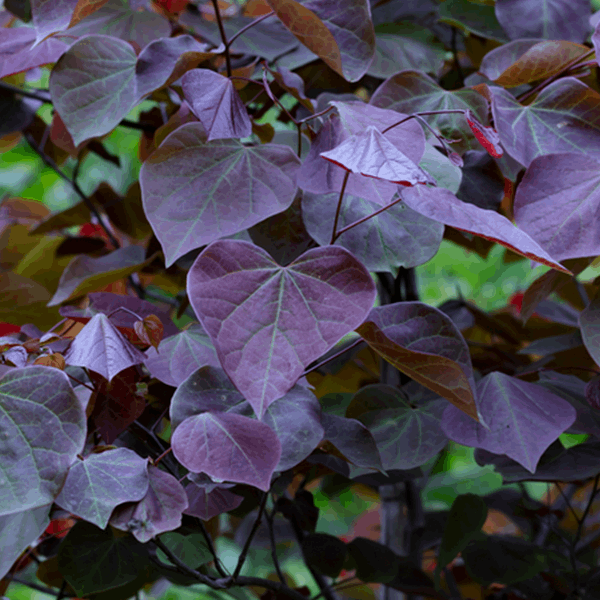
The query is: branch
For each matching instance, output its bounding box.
[233,491,269,579]
[210,0,232,77]
[266,504,286,584]
[8,576,58,596]
[330,170,350,244]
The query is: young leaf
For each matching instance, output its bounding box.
[401,185,571,274]
[140,124,301,266]
[320,126,434,185]
[0,367,86,516]
[171,411,281,491]
[110,465,188,543]
[187,240,376,417]
[442,372,577,473]
[182,69,252,141]
[464,110,503,158]
[356,302,478,421]
[64,313,147,382]
[134,314,164,351]
[54,447,149,529]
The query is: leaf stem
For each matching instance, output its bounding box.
[330,170,350,244]
[211,0,232,77]
[266,504,286,584]
[227,11,275,47]
[152,446,172,466]
[233,491,269,579]
[302,337,364,377]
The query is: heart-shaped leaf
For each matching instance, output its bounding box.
[64,313,147,382]
[442,372,577,473]
[491,78,600,168]
[0,367,86,517]
[55,447,149,529]
[140,124,301,266]
[110,465,188,543]
[514,153,600,261]
[184,483,244,521]
[356,302,478,420]
[347,537,402,584]
[188,240,376,417]
[182,69,252,141]
[171,411,281,491]
[401,185,571,274]
[320,126,434,185]
[134,315,164,351]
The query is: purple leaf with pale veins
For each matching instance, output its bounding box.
[495,0,590,43]
[145,324,220,388]
[0,367,86,517]
[50,34,137,147]
[172,411,281,491]
[184,484,243,521]
[32,0,78,44]
[401,185,570,274]
[110,465,188,543]
[140,124,301,266]
[188,240,376,417]
[356,302,478,421]
[443,372,577,473]
[579,294,600,369]
[320,126,434,185]
[55,447,149,529]
[182,69,252,141]
[491,78,600,168]
[64,313,147,381]
[513,153,600,262]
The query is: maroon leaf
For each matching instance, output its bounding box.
[495,0,590,43]
[356,303,478,421]
[585,376,600,410]
[144,324,220,388]
[513,153,600,261]
[64,313,147,382]
[188,240,376,417]
[184,483,243,521]
[0,27,68,79]
[464,110,503,158]
[0,367,86,516]
[491,78,600,168]
[320,126,434,186]
[442,372,577,473]
[55,447,149,529]
[140,124,301,266]
[134,315,164,351]
[401,185,571,274]
[171,411,281,491]
[182,69,252,141]
[110,465,188,543]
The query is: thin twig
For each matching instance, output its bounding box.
[9,576,58,596]
[233,491,269,579]
[333,194,404,240]
[227,11,275,47]
[330,170,350,244]
[56,580,68,600]
[302,338,364,377]
[211,0,232,77]
[266,504,286,584]
[0,80,52,103]
[195,517,230,577]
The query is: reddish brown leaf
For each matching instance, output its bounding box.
[134,314,164,351]
[33,353,66,370]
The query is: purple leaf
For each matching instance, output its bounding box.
[184,483,243,521]
[64,313,147,381]
[0,505,50,580]
[145,324,220,388]
[495,0,590,43]
[0,27,68,79]
[302,191,443,273]
[182,69,252,141]
[49,34,137,146]
[136,36,215,100]
[0,367,86,516]
[442,372,577,473]
[140,124,301,266]
[171,411,281,491]
[110,465,188,543]
[354,385,448,470]
[401,185,571,274]
[187,240,376,417]
[320,126,434,185]
[302,0,376,82]
[370,70,489,154]
[170,366,249,431]
[48,246,152,306]
[321,413,383,470]
[579,294,600,369]
[491,78,600,168]
[356,302,478,421]
[32,0,78,43]
[262,386,324,471]
[62,0,171,49]
[55,448,149,529]
[513,153,600,261]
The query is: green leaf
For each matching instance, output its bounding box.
[156,532,213,569]
[347,537,401,584]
